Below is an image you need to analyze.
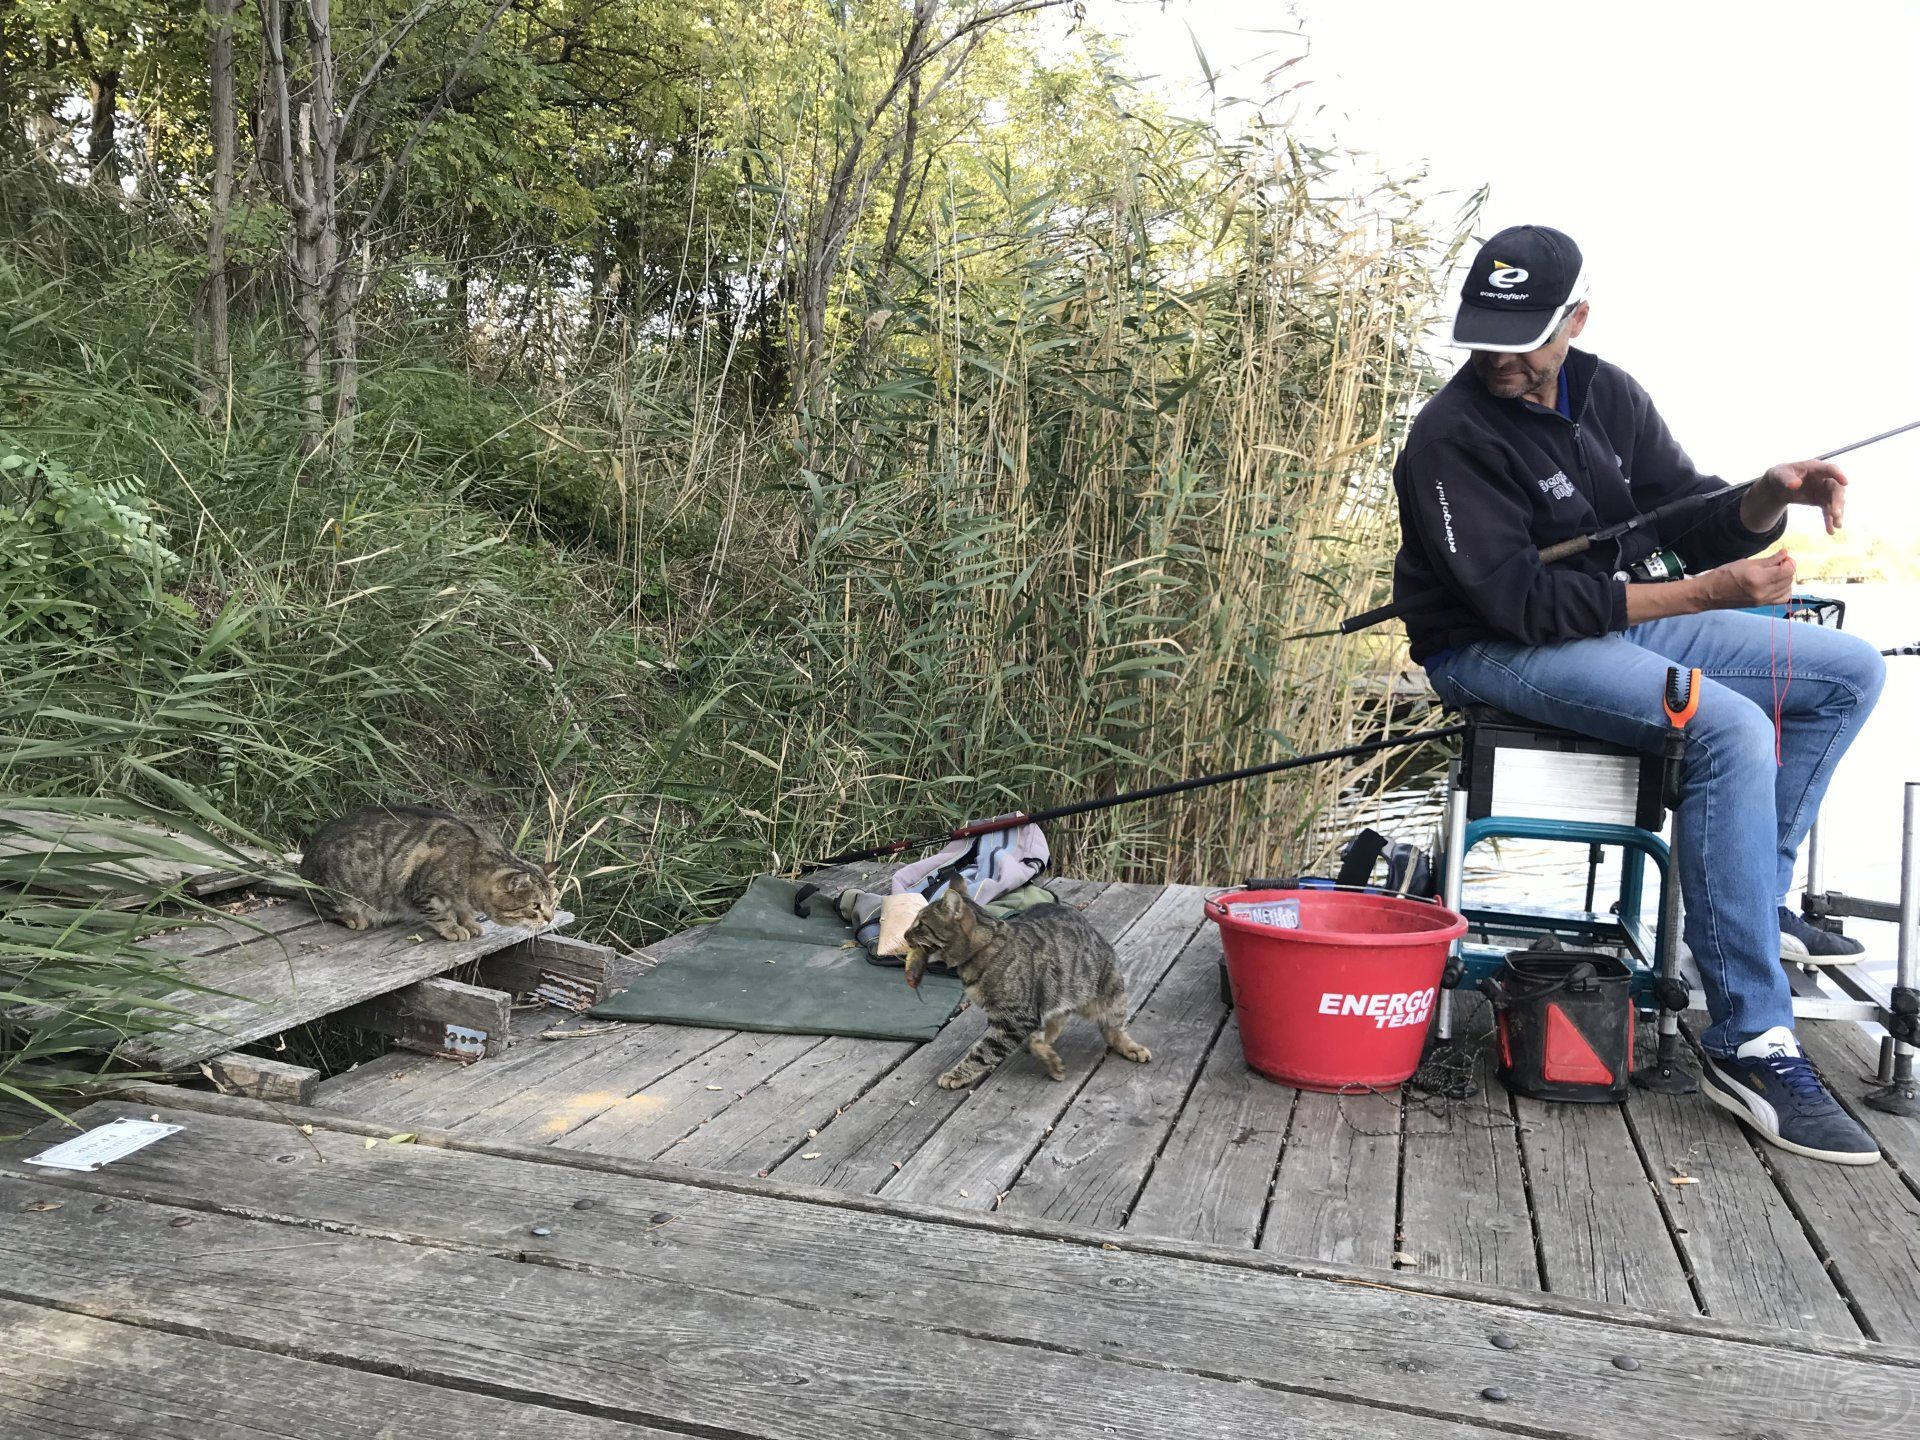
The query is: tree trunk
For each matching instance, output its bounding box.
[66,20,125,187]
[447,255,470,343]
[201,0,239,419]
[329,238,369,465]
[303,0,348,472]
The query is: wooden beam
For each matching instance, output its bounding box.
[204,1052,319,1106]
[476,932,614,1010]
[0,1299,682,1439]
[339,978,510,1060]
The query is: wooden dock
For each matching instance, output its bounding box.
[306,876,1920,1348]
[6,1085,1918,1438]
[7,873,1920,1435]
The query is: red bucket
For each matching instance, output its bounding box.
[1205,888,1467,1091]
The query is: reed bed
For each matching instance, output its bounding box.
[1,69,1461,1101]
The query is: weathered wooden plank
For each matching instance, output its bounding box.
[0,1169,1502,1440]
[142,898,321,958]
[672,1033,915,1177]
[999,923,1227,1229]
[116,907,574,1070]
[767,880,1162,1193]
[882,885,1205,1210]
[477,931,615,1010]
[10,1100,1918,1440]
[1762,1020,1920,1346]
[204,1051,320,1105]
[1126,1015,1292,1248]
[557,1030,825,1160]
[1258,1087,1401,1270]
[315,928,709,1114]
[338,976,513,1060]
[0,1298,671,1440]
[1621,1020,1858,1335]
[1396,1001,1539,1292]
[1512,1095,1698,1315]
[1798,1018,1920,1180]
[0,807,273,902]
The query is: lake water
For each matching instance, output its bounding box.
[1338,581,1920,990]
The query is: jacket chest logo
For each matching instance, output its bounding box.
[1536,470,1576,501]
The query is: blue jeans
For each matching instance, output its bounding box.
[1424,612,1885,1054]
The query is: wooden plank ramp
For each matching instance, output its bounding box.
[117,897,574,1071]
[6,1092,1919,1440]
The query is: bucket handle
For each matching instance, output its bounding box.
[1234,879,1450,905]
[1480,959,1598,1012]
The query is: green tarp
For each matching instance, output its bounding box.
[589,875,964,1042]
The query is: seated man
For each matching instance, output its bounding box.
[1393,224,1885,1165]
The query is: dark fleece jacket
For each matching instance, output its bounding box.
[1390,347,1783,663]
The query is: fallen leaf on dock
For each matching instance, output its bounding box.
[705,1084,722,1091]
[387,1133,416,1145]
[1392,1251,1417,1265]
[364,1138,379,1149]
[801,1152,821,1159]
[1669,1176,1700,1186]
[298,1124,314,1136]
[21,1200,63,1212]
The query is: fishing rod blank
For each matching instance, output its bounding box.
[799,722,1469,873]
[1326,415,1920,640]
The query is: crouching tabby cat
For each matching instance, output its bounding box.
[903,878,1150,1088]
[298,804,559,941]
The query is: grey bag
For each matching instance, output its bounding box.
[836,822,1053,965]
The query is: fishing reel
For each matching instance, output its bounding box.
[1615,548,1686,584]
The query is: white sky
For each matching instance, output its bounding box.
[1087,0,1920,541]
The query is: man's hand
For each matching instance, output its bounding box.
[1705,550,1797,607]
[1625,550,1796,624]
[1741,459,1849,535]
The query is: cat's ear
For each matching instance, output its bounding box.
[541,859,561,878]
[948,874,972,902]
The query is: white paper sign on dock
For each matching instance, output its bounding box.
[24,1116,183,1171]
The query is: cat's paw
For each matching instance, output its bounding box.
[1116,1041,1151,1064]
[340,913,369,931]
[1044,1063,1065,1081]
[429,919,468,942]
[937,1070,978,1090]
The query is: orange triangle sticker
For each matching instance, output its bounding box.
[1542,1002,1614,1085]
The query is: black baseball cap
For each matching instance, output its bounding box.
[1449,225,1589,352]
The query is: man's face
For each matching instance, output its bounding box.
[1469,301,1589,403]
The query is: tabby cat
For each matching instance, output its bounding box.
[903,878,1150,1089]
[297,804,558,941]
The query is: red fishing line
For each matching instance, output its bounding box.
[1769,610,1794,766]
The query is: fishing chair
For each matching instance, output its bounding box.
[1429,593,1906,1095]
[1429,700,1696,1090]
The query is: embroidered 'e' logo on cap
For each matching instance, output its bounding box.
[1487,264,1529,290]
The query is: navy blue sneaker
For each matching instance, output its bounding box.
[1779,907,1865,966]
[1702,1026,1880,1165]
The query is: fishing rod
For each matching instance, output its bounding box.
[798,722,1468,874]
[1314,416,1920,642]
